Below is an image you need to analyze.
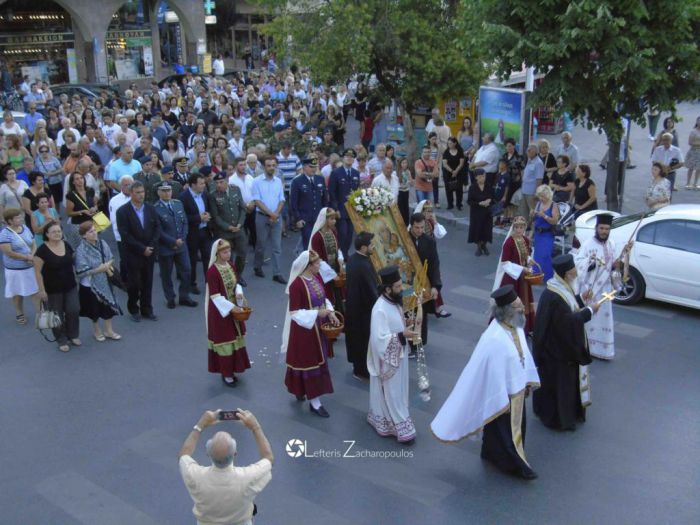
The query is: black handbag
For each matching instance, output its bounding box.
[98,240,126,290]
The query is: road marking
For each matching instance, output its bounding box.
[36,471,157,525]
[450,284,491,301]
[615,322,653,339]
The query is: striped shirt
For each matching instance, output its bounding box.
[276,152,301,191]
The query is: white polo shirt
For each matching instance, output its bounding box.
[179,456,272,525]
[229,173,255,204]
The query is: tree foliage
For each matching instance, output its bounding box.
[463,0,700,209]
[254,0,487,157]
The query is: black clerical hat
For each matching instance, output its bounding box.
[596,213,614,226]
[490,285,517,307]
[379,265,401,286]
[552,254,575,276]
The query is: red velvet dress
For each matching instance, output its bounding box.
[284,275,334,399]
[310,227,345,355]
[206,262,251,376]
[499,235,535,333]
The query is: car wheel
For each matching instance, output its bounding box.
[613,266,645,305]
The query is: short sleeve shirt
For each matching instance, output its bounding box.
[0,226,34,270]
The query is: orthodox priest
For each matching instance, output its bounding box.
[574,213,626,360]
[492,216,535,334]
[533,254,599,431]
[367,266,418,443]
[430,285,540,480]
[344,231,378,382]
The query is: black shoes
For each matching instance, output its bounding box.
[143,313,158,321]
[130,313,141,322]
[483,245,490,256]
[254,268,265,278]
[518,467,539,480]
[310,404,330,418]
[296,394,306,401]
[238,277,248,287]
[222,376,238,388]
[166,299,176,309]
[273,275,287,284]
[179,298,198,307]
[352,373,370,383]
[190,285,201,295]
[475,247,482,256]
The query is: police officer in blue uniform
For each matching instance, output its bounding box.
[153,181,197,309]
[329,148,361,255]
[290,155,328,248]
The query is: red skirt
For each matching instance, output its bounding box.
[208,348,251,376]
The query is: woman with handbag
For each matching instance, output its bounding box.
[531,185,560,282]
[442,137,465,210]
[75,222,122,342]
[0,208,39,325]
[64,172,97,249]
[467,170,495,256]
[34,220,80,353]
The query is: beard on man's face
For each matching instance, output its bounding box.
[386,289,403,304]
[513,311,526,328]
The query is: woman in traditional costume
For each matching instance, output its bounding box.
[492,216,535,334]
[205,238,251,387]
[413,200,451,318]
[308,207,345,317]
[281,250,339,418]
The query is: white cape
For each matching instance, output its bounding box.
[430,320,540,443]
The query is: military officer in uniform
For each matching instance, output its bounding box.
[209,172,250,285]
[135,156,162,204]
[329,148,361,255]
[159,165,183,197]
[173,156,190,187]
[153,181,197,309]
[290,156,328,248]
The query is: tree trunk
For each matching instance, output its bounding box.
[605,139,622,212]
[397,101,418,166]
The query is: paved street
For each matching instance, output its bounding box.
[1,226,699,523]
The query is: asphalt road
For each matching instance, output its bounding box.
[1,226,698,524]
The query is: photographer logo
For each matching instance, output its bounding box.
[285,438,305,458]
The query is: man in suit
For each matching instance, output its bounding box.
[209,172,249,285]
[180,172,214,294]
[328,148,361,255]
[289,156,328,248]
[116,181,161,322]
[407,212,441,351]
[154,181,197,309]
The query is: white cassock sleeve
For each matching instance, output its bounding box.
[235,284,243,297]
[501,261,524,280]
[325,299,334,311]
[434,223,447,239]
[291,310,318,329]
[338,250,344,263]
[319,260,338,283]
[211,295,235,317]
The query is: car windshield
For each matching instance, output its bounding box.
[612,210,656,228]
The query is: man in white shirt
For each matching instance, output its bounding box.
[651,132,684,192]
[367,143,387,176]
[108,175,133,282]
[554,131,580,171]
[114,116,138,147]
[56,117,81,147]
[212,54,225,76]
[100,111,121,146]
[179,409,274,525]
[371,159,400,202]
[470,133,501,186]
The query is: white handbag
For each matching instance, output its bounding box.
[36,302,62,341]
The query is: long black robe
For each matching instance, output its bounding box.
[344,252,378,376]
[481,406,535,478]
[532,289,592,430]
[409,232,442,344]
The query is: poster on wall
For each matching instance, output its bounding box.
[21,64,48,83]
[142,46,154,76]
[444,100,458,122]
[478,86,528,154]
[66,49,78,84]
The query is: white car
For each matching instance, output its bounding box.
[573,204,700,309]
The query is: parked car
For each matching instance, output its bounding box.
[573,205,700,309]
[51,83,120,102]
[157,74,209,91]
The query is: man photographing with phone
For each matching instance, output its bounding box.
[179,409,274,525]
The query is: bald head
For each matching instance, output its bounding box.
[206,431,237,468]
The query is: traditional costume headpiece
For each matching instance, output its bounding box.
[512,216,527,226]
[552,254,575,277]
[490,285,518,307]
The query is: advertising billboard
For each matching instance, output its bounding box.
[478,86,528,154]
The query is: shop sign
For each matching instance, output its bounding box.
[126,37,152,47]
[0,33,74,46]
[106,30,152,41]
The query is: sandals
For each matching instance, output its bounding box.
[685,185,693,190]
[58,345,70,353]
[104,332,122,341]
[15,313,27,325]
[94,333,106,342]
[70,338,82,346]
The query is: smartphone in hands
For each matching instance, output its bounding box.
[218,410,240,421]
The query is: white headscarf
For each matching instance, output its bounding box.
[308,207,331,251]
[280,251,311,356]
[205,238,237,326]
[492,224,515,292]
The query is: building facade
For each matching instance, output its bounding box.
[0,0,206,87]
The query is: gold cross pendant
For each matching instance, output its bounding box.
[597,290,617,306]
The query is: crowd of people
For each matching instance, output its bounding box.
[1,64,699,521]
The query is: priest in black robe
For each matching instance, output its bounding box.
[533,254,600,431]
[344,231,378,381]
[408,212,441,348]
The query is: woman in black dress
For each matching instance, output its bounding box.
[442,137,465,210]
[537,139,557,184]
[550,155,575,203]
[64,172,97,249]
[571,164,598,218]
[467,170,494,256]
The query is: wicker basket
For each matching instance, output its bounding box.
[232,306,252,321]
[524,261,544,286]
[321,311,344,340]
[333,272,346,288]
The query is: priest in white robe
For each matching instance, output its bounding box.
[573,213,623,360]
[367,266,418,443]
[430,285,541,480]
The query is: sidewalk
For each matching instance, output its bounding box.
[345,100,700,229]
